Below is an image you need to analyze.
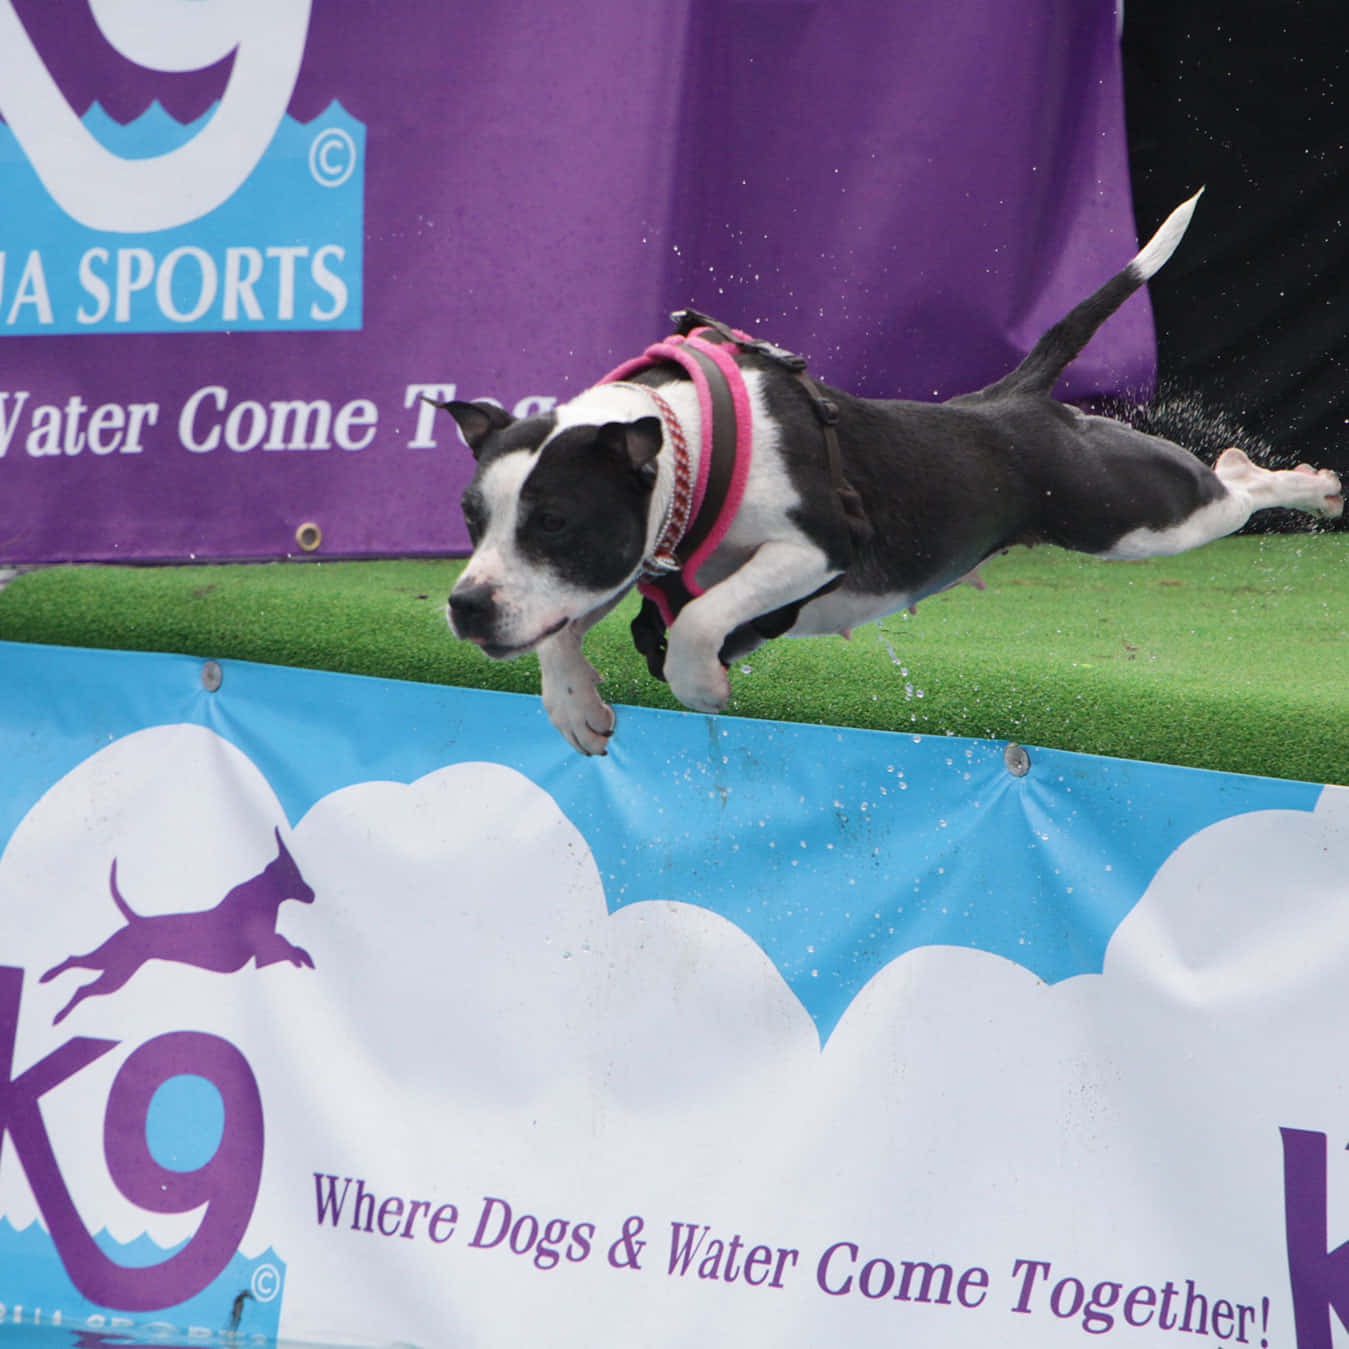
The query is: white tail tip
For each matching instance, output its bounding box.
[1131,187,1204,281]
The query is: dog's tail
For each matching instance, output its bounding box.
[108,858,142,922]
[980,189,1203,399]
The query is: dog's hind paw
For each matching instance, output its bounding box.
[1294,463,1344,518]
[1218,450,1344,520]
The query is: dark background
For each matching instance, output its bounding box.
[1123,0,1346,527]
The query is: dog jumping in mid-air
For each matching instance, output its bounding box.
[434,193,1342,754]
[41,829,315,1023]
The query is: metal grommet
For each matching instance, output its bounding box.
[1004,742,1031,777]
[295,521,323,552]
[201,660,223,693]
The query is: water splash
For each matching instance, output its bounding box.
[1097,381,1277,465]
[875,625,923,701]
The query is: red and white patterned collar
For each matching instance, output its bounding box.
[603,381,694,579]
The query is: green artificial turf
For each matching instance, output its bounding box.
[1,534,1345,785]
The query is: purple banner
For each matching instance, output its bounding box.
[0,0,1149,562]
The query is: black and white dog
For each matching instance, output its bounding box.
[438,193,1342,755]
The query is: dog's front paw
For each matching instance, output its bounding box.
[665,646,731,714]
[549,690,616,755]
[537,626,617,755]
[542,671,616,755]
[291,945,315,968]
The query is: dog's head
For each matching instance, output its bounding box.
[270,827,316,906]
[438,398,663,658]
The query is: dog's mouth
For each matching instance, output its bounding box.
[476,617,569,659]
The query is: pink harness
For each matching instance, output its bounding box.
[601,327,754,627]
[602,311,871,682]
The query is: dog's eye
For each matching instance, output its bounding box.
[536,510,567,534]
[461,497,485,543]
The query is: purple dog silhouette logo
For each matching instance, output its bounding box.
[41,828,315,1024]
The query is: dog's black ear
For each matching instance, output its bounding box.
[421,397,514,457]
[597,416,663,488]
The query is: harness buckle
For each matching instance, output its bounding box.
[670,307,710,335]
[815,395,840,425]
[641,552,681,578]
[671,308,809,372]
[751,341,808,372]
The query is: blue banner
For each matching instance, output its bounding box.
[1,641,1346,1347]
[0,100,363,336]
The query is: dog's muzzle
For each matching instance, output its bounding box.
[447,582,498,643]
[448,583,567,658]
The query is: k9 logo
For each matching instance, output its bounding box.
[0,0,312,232]
[0,966,263,1311]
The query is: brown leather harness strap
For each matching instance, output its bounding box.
[673,311,870,549]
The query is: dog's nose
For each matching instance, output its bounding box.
[448,583,497,638]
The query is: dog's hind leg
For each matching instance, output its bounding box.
[52,984,93,1025]
[40,949,101,982]
[1098,449,1342,561]
[1213,449,1343,519]
[51,966,138,1024]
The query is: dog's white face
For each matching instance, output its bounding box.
[444,401,663,658]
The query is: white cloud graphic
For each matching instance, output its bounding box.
[2,728,1347,1347]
